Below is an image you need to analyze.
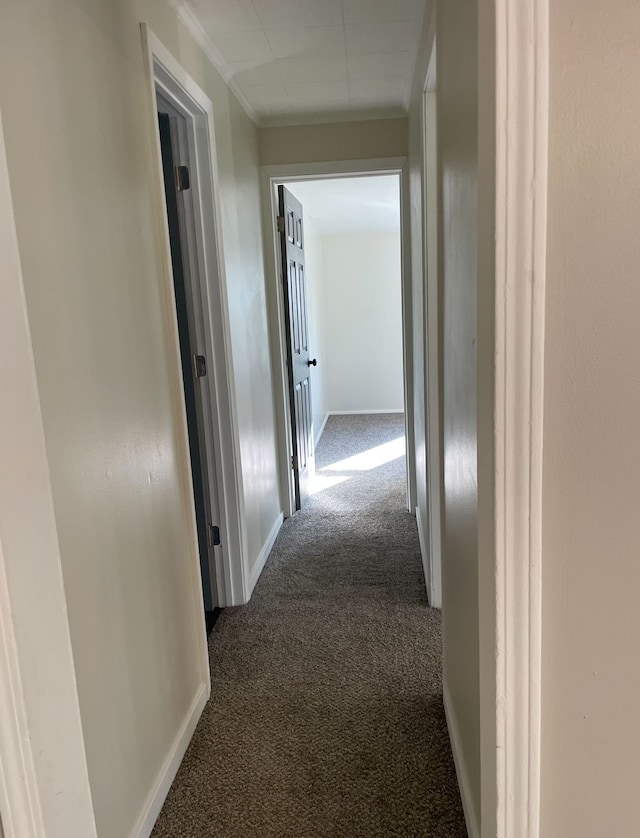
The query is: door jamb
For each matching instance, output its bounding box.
[260,158,415,519]
[421,40,443,609]
[141,25,248,608]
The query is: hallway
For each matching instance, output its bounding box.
[152,414,466,837]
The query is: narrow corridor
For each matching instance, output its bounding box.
[152,414,466,837]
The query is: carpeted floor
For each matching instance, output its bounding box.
[151,414,467,838]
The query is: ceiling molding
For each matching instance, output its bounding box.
[259,106,407,129]
[404,2,427,109]
[165,0,259,124]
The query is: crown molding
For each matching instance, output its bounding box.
[165,0,258,124]
[259,107,407,129]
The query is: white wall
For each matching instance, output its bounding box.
[320,232,404,415]
[540,1,640,834]
[407,0,482,830]
[0,0,281,835]
[0,111,97,838]
[437,0,482,825]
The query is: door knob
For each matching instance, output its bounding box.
[308,358,317,367]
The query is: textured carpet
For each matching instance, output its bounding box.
[151,414,467,838]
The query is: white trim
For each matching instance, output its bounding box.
[420,37,443,612]
[327,409,405,416]
[247,513,284,596]
[414,505,430,604]
[443,685,481,838]
[133,683,208,838]
[415,505,441,608]
[262,158,408,182]
[0,112,97,838]
[314,413,330,450]
[165,0,257,125]
[141,25,249,608]
[491,0,548,835]
[259,108,406,128]
[260,158,415,519]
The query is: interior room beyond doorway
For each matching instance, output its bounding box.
[282,175,404,497]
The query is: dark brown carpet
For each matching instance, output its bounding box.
[151,414,467,837]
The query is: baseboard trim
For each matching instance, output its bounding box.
[314,413,329,450]
[443,683,481,838]
[415,505,433,607]
[134,681,208,838]
[327,409,405,415]
[248,512,283,595]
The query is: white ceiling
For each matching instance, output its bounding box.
[286,176,400,234]
[180,0,427,124]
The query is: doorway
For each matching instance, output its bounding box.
[144,27,247,610]
[277,176,405,511]
[156,98,220,619]
[261,160,415,521]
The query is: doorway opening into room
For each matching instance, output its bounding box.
[145,28,248,626]
[156,94,222,630]
[276,175,407,514]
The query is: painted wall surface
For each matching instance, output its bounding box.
[437,0,482,825]
[0,0,280,835]
[320,233,404,414]
[259,118,408,166]
[302,217,329,443]
[0,111,97,838]
[540,1,640,834]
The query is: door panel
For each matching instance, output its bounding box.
[278,186,314,510]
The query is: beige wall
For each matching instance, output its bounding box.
[437,0,482,825]
[541,0,640,834]
[0,0,279,835]
[407,1,482,829]
[258,118,408,166]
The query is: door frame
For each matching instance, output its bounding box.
[141,25,248,607]
[420,39,443,609]
[260,158,415,519]
[478,0,549,835]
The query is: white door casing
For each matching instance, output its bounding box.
[142,25,249,607]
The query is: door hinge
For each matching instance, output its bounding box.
[193,354,207,378]
[291,454,298,470]
[207,524,221,547]
[277,215,285,233]
[175,165,190,191]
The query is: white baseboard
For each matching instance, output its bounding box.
[248,512,283,595]
[327,409,405,415]
[314,413,329,450]
[415,505,433,607]
[443,683,481,838]
[134,681,209,838]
